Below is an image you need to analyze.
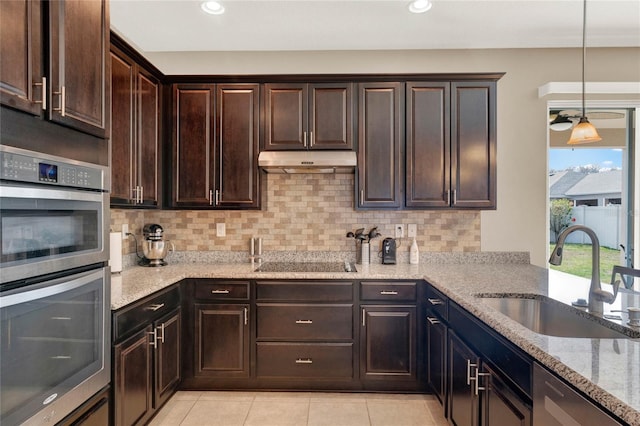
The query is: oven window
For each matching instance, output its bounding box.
[0,199,99,264]
[0,273,104,425]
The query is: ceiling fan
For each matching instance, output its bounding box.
[549,109,625,131]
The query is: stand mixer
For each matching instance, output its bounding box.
[139,224,174,267]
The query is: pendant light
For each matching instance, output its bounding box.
[567,0,601,145]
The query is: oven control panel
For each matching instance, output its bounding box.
[0,147,106,191]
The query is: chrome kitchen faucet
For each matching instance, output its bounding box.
[549,225,620,315]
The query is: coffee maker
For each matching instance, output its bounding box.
[382,238,397,264]
[139,223,174,267]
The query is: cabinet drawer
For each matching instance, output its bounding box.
[256,281,353,302]
[426,284,448,320]
[113,285,180,342]
[194,281,249,300]
[256,342,353,378]
[257,304,353,340]
[360,281,416,301]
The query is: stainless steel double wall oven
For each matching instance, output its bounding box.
[0,145,111,426]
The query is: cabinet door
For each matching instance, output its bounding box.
[49,0,108,137]
[448,331,480,426]
[360,305,416,380]
[451,81,496,209]
[110,50,135,205]
[406,82,450,208]
[216,84,260,208]
[309,83,353,150]
[357,82,404,209]
[481,363,532,426]
[264,83,307,150]
[195,304,250,378]
[154,309,181,409]
[136,69,160,206]
[172,84,216,207]
[426,314,447,407]
[114,326,153,426]
[0,0,43,115]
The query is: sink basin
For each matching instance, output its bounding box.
[476,294,639,339]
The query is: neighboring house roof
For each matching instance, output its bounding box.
[549,171,588,198]
[565,170,622,197]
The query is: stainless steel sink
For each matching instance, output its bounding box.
[476,294,639,339]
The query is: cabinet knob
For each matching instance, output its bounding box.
[295,358,313,364]
[211,289,230,294]
[427,316,440,325]
[380,290,398,295]
[244,307,248,326]
[295,319,313,324]
[428,298,444,305]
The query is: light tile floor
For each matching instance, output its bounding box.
[149,391,449,426]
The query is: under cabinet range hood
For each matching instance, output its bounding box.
[258,151,357,174]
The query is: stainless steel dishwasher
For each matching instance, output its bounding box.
[533,363,623,425]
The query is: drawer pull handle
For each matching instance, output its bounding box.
[211,289,231,294]
[380,290,398,295]
[295,358,313,364]
[145,303,165,311]
[295,320,313,324]
[427,316,440,325]
[428,298,444,305]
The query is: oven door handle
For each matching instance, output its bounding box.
[0,269,104,308]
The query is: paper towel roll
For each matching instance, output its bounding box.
[110,232,123,273]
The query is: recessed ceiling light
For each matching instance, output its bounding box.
[408,0,432,14]
[201,1,225,15]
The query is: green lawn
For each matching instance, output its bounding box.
[549,243,621,283]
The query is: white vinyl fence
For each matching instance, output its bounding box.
[550,205,621,249]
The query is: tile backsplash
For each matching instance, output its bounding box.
[110,173,480,257]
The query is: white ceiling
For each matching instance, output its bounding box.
[110,0,640,53]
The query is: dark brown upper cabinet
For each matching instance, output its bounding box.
[170,83,260,209]
[110,45,161,208]
[405,80,497,209]
[215,84,260,208]
[406,82,451,208]
[356,82,404,209]
[450,81,496,209]
[49,0,109,138]
[0,0,43,115]
[263,83,354,150]
[0,0,109,139]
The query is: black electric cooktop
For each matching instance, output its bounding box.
[255,261,356,273]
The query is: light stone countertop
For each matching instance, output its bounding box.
[110,261,640,425]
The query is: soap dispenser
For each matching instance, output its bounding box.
[409,238,419,265]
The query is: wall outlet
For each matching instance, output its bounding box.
[216,223,226,237]
[395,224,404,239]
[407,224,417,238]
[122,224,129,239]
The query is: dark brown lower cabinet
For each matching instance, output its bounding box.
[360,305,416,381]
[114,326,153,426]
[154,310,182,408]
[482,363,532,426]
[448,331,480,426]
[195,303,250,378]
[113,303,181,426]
[426,314,447,406]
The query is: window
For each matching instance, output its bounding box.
[548,107,637,289]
